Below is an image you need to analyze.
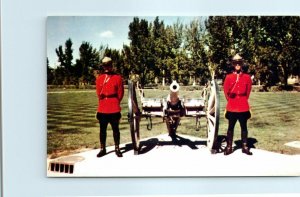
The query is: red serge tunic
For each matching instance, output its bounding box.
[223,72,252,112]
[96,72,124,113]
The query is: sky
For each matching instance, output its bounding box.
[46,16,202,68]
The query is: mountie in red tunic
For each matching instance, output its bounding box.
[223,72,252,112]
[96,72,124,113]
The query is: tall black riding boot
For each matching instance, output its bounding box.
[241,131,252,155]
[96,144,106,157]
[113,129,122,157]
[115,145,123,157]
[224,130,233,155]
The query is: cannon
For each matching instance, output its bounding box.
[165,80,184,137]
[127,79,220,154]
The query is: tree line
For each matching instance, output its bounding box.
[47,16,300,88]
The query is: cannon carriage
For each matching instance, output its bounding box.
[127,79,220,154]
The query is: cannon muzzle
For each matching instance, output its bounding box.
[170,80,180,93]
[168,80,180,106]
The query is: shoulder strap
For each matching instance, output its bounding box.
[229,74,240,93]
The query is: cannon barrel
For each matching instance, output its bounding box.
[168,80,180,106]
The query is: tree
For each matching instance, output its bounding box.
[151,17,166,82]
[48,16,300,89]
[263,16,300,86]
[122,44,134,83]
[47,58,54,85]
[225,16,300,88]
[184,18,210,84]
[205,16,237,79]
[75,42,100,86]
[288,17,300,79]
[127,17,153,85]
[229,16,263,85]
[55,38,74,85]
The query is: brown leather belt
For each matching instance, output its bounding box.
[228,93,247,98]
[99,94,118,100]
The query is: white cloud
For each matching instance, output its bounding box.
[99,30,114,38]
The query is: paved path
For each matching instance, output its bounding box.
[47,134,300,177]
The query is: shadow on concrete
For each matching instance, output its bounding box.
[234,137,258,150]
[121,134,207,155]
[115,135,258,156]
[214,135,227,153]
[210,135,258,154]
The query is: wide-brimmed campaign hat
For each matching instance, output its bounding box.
[232,54,244,62]
[102,56,112,64]
[101,56,113,68]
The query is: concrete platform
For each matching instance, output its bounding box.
[47,134,300,177]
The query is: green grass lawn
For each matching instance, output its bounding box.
[47,89,300,158]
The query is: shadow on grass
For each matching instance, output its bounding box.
[120,134,207,155]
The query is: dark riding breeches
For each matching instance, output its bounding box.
[97,112,121,145]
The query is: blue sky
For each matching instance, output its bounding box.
[47,16,202,68]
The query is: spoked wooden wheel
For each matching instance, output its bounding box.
[205,80,220,153]
[128,80,141,152]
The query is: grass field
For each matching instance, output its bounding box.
[47,89,300,158]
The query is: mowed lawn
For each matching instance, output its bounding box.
[47,88,300,158]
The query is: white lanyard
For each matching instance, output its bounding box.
[99,74,111,96]
[230,73,240,93]
[103,74,111,84]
